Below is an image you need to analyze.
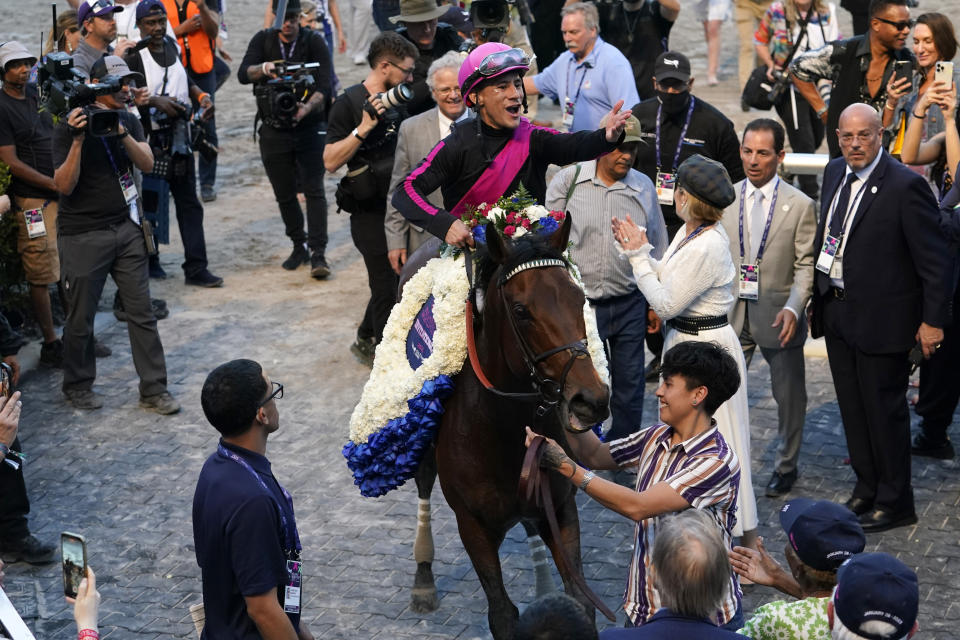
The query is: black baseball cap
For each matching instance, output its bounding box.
[779,498,865,571]
[654,51,691,83]
[834,553,919,640]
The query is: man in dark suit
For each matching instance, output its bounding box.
[811,103,950,533]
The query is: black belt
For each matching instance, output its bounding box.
[666,314,729,335]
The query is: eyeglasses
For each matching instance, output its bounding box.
[387,59,415,76]
[874,17,915,31]
[838,131,879,145]
[434,86,461,97]
[259,381,284,407]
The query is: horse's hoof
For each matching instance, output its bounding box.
[410,587,439,613]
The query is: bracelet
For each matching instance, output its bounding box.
[0,443,8,460]
[816,106,828,118]
[913,110,926,119]
[261,62,269,76]
[352,127,365,141]
[579,470,596,491]
[197,92,210,104]
[884,102,895,111]
[77,630,100,640]
[117,130,128,139]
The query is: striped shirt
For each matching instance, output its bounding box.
[609,422,742,626]
[546,162,669,300]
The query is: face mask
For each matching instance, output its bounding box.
[657,90,690,116]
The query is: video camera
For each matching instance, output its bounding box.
[470,0,511,39]
[254,60,320,129]
[38,52,125,137]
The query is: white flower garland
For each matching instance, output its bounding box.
[348,256,611,445]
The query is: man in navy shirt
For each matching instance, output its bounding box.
[193,359,313,640]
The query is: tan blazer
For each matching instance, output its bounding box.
[720,177,817,349]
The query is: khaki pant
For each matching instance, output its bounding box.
[735,0,772,89]
[13,195,60,285]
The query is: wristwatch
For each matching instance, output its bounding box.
[579,470,596,491]
[352,127,365,141]
[816,106,828,118]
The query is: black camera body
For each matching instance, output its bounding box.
[766,69,790,106]
[254,61,320,129]
[470,0,511,37]
[362,83,413,120]
[39,52,124,137]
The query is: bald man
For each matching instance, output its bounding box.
[810,103,951,533]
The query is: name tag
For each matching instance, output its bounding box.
[815,235,839,274]
[23,208,47,239]
[562,98,575,130]
[656,171,676,206]
[739,263,759,300]
[119,170,138,204]
[284,559,302,614]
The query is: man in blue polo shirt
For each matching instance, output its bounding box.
[193,359,313,640]
[522,2,639,132]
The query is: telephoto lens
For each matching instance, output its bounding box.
[378,83,414,110]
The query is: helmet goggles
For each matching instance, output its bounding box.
[461,47,531,106]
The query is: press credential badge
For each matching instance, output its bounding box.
[284,559,302,614]
[23,208,46,239]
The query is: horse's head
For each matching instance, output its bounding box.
[479,215,611,429]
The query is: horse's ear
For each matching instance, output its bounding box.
[549,212,572,252]
[485,222,508,264]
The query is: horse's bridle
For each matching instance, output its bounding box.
[465,251,590,417]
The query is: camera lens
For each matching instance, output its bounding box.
[275,91,299,116]
[380,83,414,110]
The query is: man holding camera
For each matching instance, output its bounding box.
[52,56,179,415]
[124,0,222,288]
[239,0,333,279]
[324,32,418,366]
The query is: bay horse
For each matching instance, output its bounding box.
[399,216,611,639]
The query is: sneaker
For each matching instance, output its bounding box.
[185,270,224,288]
[64,389,104,410]
[139,391,181,415]
[39,338,64,368]
[200,184,217,202]
[350,336,377,367]
[149,255,168,279]
[94,338,112,358]
[911,432,955,460]
[282,243,310,270]
[0,534,56,565]
[310,251,331,279]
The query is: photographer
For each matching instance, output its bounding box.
[324,32,417,366]
[124,0,223,288]
[390,0,463,116]
[52,56,179,415]
[238,0,333,279]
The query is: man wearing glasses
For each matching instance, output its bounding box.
[324,31,418,367]
[238,0,333,280]
[789,0,915,158]
[195,360,314,639]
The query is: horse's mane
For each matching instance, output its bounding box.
[474,234,567,292]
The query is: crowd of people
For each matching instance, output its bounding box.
[0,0,957,636]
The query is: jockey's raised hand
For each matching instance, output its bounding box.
[445,219,475,249]
[603,100,633,143]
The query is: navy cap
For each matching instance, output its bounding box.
[136,0,167,21]
[779,498,865,571]
[676,154,736,209]
[834,553,918,640]
[78,0,124,24]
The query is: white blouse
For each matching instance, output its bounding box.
[624,224,736,320]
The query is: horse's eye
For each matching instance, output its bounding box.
[512,303,531,319]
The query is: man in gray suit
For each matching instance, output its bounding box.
[721,118,817,498]
[386,51,467,274]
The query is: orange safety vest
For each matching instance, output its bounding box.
[161,0,215,74]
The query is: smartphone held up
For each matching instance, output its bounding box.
[61,532,87,599]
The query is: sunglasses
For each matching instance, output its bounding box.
[874,17,915,31]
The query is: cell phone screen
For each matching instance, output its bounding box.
[61,532,87,598]
[0,363,11,399]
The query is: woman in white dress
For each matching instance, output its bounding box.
[612,154,758,549]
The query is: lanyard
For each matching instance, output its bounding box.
[100,138,123,176]
[217,444,302,553]
[827,175,869,244]
[738,178,780,264]
[565,56,590,104]
[665,223,710,263]
[279,34,297,61]
[655,96,695,172]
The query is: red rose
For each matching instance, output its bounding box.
[504,225,516,236]
[521,218,531,229]
[506,212,516,224]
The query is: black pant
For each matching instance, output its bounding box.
[259,124,328,252]
[60,221,168,397]
[916,280,960,443]
[350,211,396,343]
[189,68,219,188]
[776,91,825,199]
[823,296,913,513]
[0,437,30,540]
[169,158,210,277]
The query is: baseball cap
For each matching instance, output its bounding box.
[78,0,124,24]
[90,55,145,86]
[654,51,691,83]
[834,553,919,640]
[599,114,643,145]
[779,499,865,571]
[0,41,37,71]
[136,0,167,21]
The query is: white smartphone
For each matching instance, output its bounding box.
[935,60,954,89]
[61,531,87,599]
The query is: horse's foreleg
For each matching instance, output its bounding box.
[411,446,439,613]
[538,493,598,625]
[520,520,556,597]
[456,512,518,640]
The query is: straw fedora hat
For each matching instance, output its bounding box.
[389,0,449,24]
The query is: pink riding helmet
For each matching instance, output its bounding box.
[458,42,531,108]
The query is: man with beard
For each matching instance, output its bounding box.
[629,50,744,380]
[390,0,463,116]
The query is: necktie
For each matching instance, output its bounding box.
[829,173,859,238]
[749,191,766,263]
